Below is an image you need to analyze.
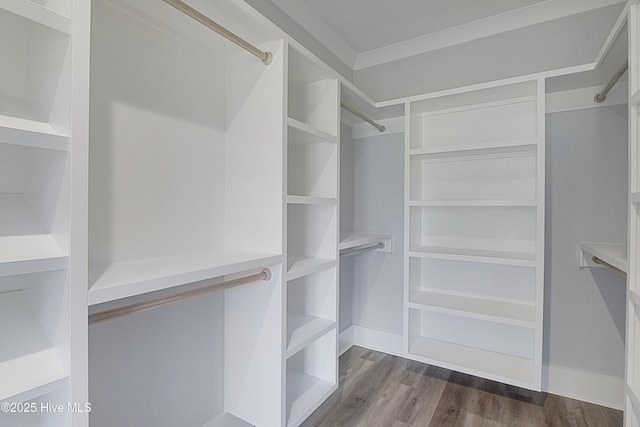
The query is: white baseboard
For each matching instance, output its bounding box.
[338,326,624,410]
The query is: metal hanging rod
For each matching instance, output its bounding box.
[340,242,385,257]
[341,102,386,133]
[592,256,626,278]
[594,60,628,103]
[89,268,272,324]
[162,0,272,65]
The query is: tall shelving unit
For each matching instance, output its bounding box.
[627,1,640,425]
[405,80,545,390]
[0,0,73,425]
[284,46,339,427]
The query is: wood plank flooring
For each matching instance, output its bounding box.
[301,346,622,427]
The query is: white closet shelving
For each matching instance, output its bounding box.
[0,0,72,423]
[405,80,545,390]
[284,46,339,427]
[579,242,628,273]
[627,2,640,426]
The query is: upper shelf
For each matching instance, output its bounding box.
[410,246,536,267]
[409,139,538,157]
[88,251,282,305]
[0,112,69,151]
[409,200,536,207]
[0,0,71,34]
[579,242,627,274]
[0,290,67,402]
[287,117,338,144]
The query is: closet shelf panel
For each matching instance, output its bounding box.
[286,372,335,427]
[0,113,69,151]
[408,336,534,387]
[202,412,252,427]
[0,0,70,33]
[0,290,67,402]
[409,246,536,267]
[286,257,336,281]
[409,200,536,207]
[409,289,535,328]
[409,139,538,157]
[287,196,337,205]
[286,314,336,359]
[0,194,67,276]
[579,242,628,273]
[287,117,338,144]
[88,252,282,305]
[631,90,640,107]
[338,232,392,250]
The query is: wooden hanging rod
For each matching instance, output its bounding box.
[594,60,628,103]
[340,242,385,257]
[341,102,386,133]
[592,256,626,278]
[89,268,272,324]
[162,0,272,65]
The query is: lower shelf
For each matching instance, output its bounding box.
[89,251,282,305]
[408,336,534,387]
[0,290,67,402]
[286,372,335,427]
[286,315,336,358]
[286,257,336,281]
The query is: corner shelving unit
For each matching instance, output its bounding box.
[405,79,545,390]
[0,1,73,425]
[284,45,339,427]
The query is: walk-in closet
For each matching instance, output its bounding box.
[2,0,640,426]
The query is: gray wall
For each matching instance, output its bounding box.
[545,104,627,378]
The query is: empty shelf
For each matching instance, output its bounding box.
[286,371,335,427]
[409,336,534,387]
[88,251,282,305]
[338,232,392,250]
[286,257,336,281]
[287,195,337,205]
[0,290,67,401]
[409,139,538,157]
[409,246,536,267]
[0,0,71,34]
[287,117,338,144]
[0,113,69,151]
[410,200,536,207]
[579,242,627,273]
[202,412,252,427]
[286,314,336,358]
[409,289,535,328]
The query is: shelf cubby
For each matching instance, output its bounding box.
[287,127,338,199]
[286,204,337,277]
[408,308,535,387]
[286,329,337,427]
[286,267,337,358]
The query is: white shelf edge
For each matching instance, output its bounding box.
[578,242,628,273]
[409,200,537,207]
[202,412,252,427]
[338,232,392,251]
[409,138,539,157]
[285,258,336,282]
[286,117,338,143]
[0,0,71,34]
[0,377,67,404]
[407,336,535,389]
[285,317,336,359]
[631,192,640,204]
[409,248,537,267]
[631,90,640,107]
[287,195,337,205]
[88,252,282,306]
[0,119,69,152]
[408,290,536,328]
[416,95,537,118]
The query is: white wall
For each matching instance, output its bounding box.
[544,104,627,378]
[339,125,405,335]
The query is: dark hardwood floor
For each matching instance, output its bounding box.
[302,346,622,427]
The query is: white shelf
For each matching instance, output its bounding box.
[286,257,336,281]
[409,246,536,267]
[0,0,71,34]
[409,289,535,328]
[631,90,640,108]
[202,412,252,427]
[579,242,628,273]
[0,194,68,276]
[287,117,338,144]
[287,195,337,205]
[409,139,538,157]
[88,251,282,305]
[0,112,69,151]
[409,336,534,387]
[409,200,536,207]
[632,192,640,204]
[338,232,392,250]
[286,314,336,358]
[286,371,335,427]
[0,290,67,402]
